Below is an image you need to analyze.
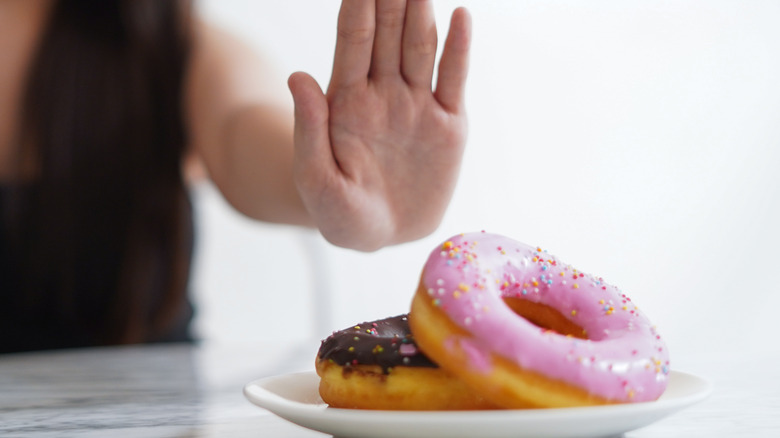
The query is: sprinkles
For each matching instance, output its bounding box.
[416,232,670,404]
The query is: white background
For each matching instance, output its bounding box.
[189,0,780,372]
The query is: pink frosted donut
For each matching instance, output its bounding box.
[409,232,670,408]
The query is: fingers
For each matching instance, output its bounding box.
[401,0,437,88]
[330,0,470,109]
[434,7,472,112]
[371,0,407,77]
[288,72,336,177]
[330,0,376,89]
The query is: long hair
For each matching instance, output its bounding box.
[6,0,193,346]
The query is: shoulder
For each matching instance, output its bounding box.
[187,18,288,110]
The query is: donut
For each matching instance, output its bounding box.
[409,232,670,408]
[316,314,496,410]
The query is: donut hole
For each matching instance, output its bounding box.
[502,297,588,340]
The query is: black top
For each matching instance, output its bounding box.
[0,185,194,354]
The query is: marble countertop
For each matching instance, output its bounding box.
[0,342,777,437]
[0,342,322,438]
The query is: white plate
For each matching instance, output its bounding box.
[244,370,711,438]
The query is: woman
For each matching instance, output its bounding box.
[0,0,471,353]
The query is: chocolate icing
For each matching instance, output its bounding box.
[318,314,437,373]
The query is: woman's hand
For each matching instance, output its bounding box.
[288,0,472,251]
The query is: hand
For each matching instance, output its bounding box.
[288,0,471,251]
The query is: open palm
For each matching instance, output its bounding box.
[289,0,471,250]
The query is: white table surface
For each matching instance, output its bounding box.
[0,341,777,437]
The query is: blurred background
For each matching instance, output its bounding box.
[189,0,780,371]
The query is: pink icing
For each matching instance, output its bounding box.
[422,232,669,403]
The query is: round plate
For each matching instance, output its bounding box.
[243,370,710,438]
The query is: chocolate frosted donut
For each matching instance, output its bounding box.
[317,314,435,373]
[315,314,496,410]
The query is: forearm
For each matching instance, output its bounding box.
[208,104,314,227]
[186,20,314,227]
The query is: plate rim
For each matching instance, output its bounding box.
[244,369,712,438]
[244,369,712,415]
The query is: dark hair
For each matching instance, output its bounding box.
[7,0,194,346]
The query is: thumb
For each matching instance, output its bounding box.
[288,72,335,175]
